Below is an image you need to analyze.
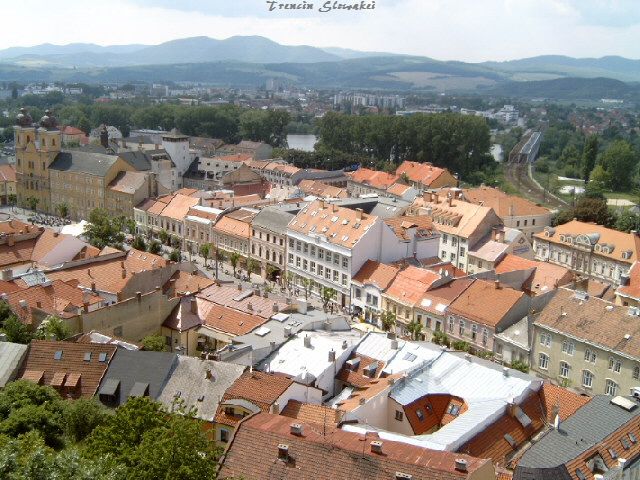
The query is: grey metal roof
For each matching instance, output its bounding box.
[119,151,152,171]
[516,395,640,476]
[98,350,177,406]
[0,341,28,387]
[49,151,119,177]
[331,197,410,219]
[157,356,245,422]
[128,381,150,398]
[252,208,295,233]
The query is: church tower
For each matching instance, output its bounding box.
[14,108,61,213]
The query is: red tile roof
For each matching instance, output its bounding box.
[384,215,437,241]
[349,168,399,190]
[280,400,344,428]
[336,354,385,388]
[396,161,454,188]
[19,340,117,399]
[386,266,443,306]
[448,279,524,328]
[351,260,401,290]
[0,164,16,182]
[202,304,266,336]
[539,383,591,423]
[617,261,640,301]
[219,413,491,480]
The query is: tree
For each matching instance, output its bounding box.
[199,243,211,267]
[169,249,181,262]
[246,257,257,277]
[185,242,193,262]
[132,235,147,251]
[300,278,312,301]
[148,240,162,255]
[615,210,640,233]
[158,229,169,245]
[510,359,529,373]
[554,196,614,228]
[451,340,470,352]
[0,301,13,327]
[600,139,638,191]
[35,315,71,341]
[55,203,69,219]
[1,315,32,344]
[406,320,423,340]
[431,330,450,347]
[582,135,598,182]
[142,335,167,352]
[84,208,125,249]
[63,398,108,443]
[25,196,39,212]
[380,311,396,332]
[320,286,336,312]
[229,252,240,277]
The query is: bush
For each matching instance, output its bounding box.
[431,330,450,347]
[451,340,470,352]
[142,335,167,352]
[63,398,109,443]
[510,359,530,373]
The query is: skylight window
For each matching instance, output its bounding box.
[448,404,461,416]
[84,352,92,362]
[416,409,424,421]
[608,448,618,460]
[621,437,631,450]
[54,350,63,360]
[403,352,417,362]
[99,352,108,362]
[331,216,338,223]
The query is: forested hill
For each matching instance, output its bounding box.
[491,77,640,100]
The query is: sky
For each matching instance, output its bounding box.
[2,0,640,61]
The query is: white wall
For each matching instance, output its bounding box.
[277,382,324,411]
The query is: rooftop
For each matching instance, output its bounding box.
[448,279,524,328]
[463,186,550,217]
[352,260,401,290]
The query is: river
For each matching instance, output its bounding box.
[287,134,317,152]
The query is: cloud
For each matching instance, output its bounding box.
[1,0,639,61]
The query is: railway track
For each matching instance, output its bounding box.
[504,161,568,210]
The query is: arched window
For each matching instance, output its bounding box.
[559,361,570,378]
[605,379,618,396]
[538,353,549,370]
[582,370,594,388]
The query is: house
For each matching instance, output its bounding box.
[196,153,253,183]
[19,340,117,399]
[213,370,320,445]
[616,261,640,307]
[466,227,534,275]
[533,220,639,286]
[446,279,529,354]
[250,207,294,281]
[218,413,496,480]
[351,260,401,325]
[61,126,88,145]
[297,179,348,199]
[0,342,28,388]
[212,208,257,261]
[409,193,502,272]
[462,186,552,240]
[515,395,640,480]
[156,356,245,431]
[382,214,441,260]
[395,161,458,191]
[532,288,640,396]
[97,349,177,407]
[494,253,574,297]
[385,182,419,202]
[286,200,437,308]
[221,164,269,198]
[0,164,17,205]
[347,168,399,197]
[105,171,152,218]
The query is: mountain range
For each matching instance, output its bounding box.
[1,36,640,99]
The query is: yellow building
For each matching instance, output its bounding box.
[0,164,17,205]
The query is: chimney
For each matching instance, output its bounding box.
[454,459,468,473]
[433,193,439,204]
[277,444,289,460]
[395,474,412,480]
[205,369,213,380]
[492,227,498,242]
[247,302,253,312]
[448,196,453,207]
[167,278,176,297]
[304,335,311,348]
[390,339,399,350]
[284,326,292,337]
[7,235,14,247]
[270,402,280,414]
[270,341,276,351]
[370,440,383,454]
[190,298,198,315]
[91,282,96,292]
[121,269,127,279]
[355,208,363,220]
[503,366,509,377]
[136,291,142,302]
[237,283,242,291]
[100,125,108,149]
[328,349,336,362]
[53,231,59,237]
[272,302,279,313]
[332,203,338,213]
[494,279,500,289]
[290,423,303,436]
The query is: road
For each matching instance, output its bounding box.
[504,162,568,211]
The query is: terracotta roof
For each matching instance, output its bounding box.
[535,220,639,264]
[45,249,167,295]
[273,164,300,176]
[386,266,443,306]
[217,371,294,421]
[31,230,70,264]
[7,279,103,325]
[0,219,38,235]
[202,304,266,336]
[411,196,499,239]
[617,261,640,301]
[222,164,266,185]
[396,161,452,187]
[459,390,546,468]
[448,279,524,328]
[216,153,253,163]
[534,288,640,359]
[197,283,286,319]
[386,182,413,196]
[539,382,591,423]
[0,279,22,294]
[0,237,37,268]
[62,126,85,135]
[384,215,437,241]
[213,210,255,239]
[162,296,213,332]
[164,270,214,297]
[495,254,573,295]
[336,354,385,388]
[463,187,550,217]
[288,199,378,249]
[174,188,198,196]
[0,164,16,182]
[158,194,200,221]
[352,260,401,290]
[19,340,117,399]
[108,171,147,194]
[349,168,399,189]
[404,394,468,435]
[336,374,402,412]
[280,400,344,428]
[219,413,490,480]
[297,179,347,198]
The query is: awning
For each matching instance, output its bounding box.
[50,371,67,387]
[99,378,120,396]
[22,369,44,384]
[64,372,81,388]
[128,381,149,398]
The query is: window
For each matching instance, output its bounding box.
[561,340,575,356]
[289,238,294,248]
[220,429,230,443]
[539,332,551,347]
[442,234,448,244]
[447,403,461,416]
[303,243,308,254]
[471,324,477,341]
[296,241,301,252]
[539,353,549,370]
[416,409,424,421]
[318,249,324,260]
[342,274,347,286]
[459,319,465,336]
[342,257,348,269]
[296,257,301,268]
[584,348,597,363]
[448,317,454,333]
[310,246,316,257]
[634,366,640,380]
[441,250,447,259]
[609,357,622,373]
[288,253,294,264]
[482,329,488,346]
[460,247,465,257]
[395,410,404,421]
[582,370,594,388]
[326,252,332,263]
[605,379,618,396]
[559,361,570,378]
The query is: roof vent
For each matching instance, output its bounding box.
[370,440,383,454]
[454,459,468,472]
[390,339,399,350]
[290,423,303,436]
[277,443,289,460]
[611,396,638,411]
[328,349,336,362]
[503,366,509,377]
[465,353,472,362]
[606,305,614,312]
[284,326,292,337]
[304,335,311,348]
[342,340,348,350]
[395,473,412,480]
